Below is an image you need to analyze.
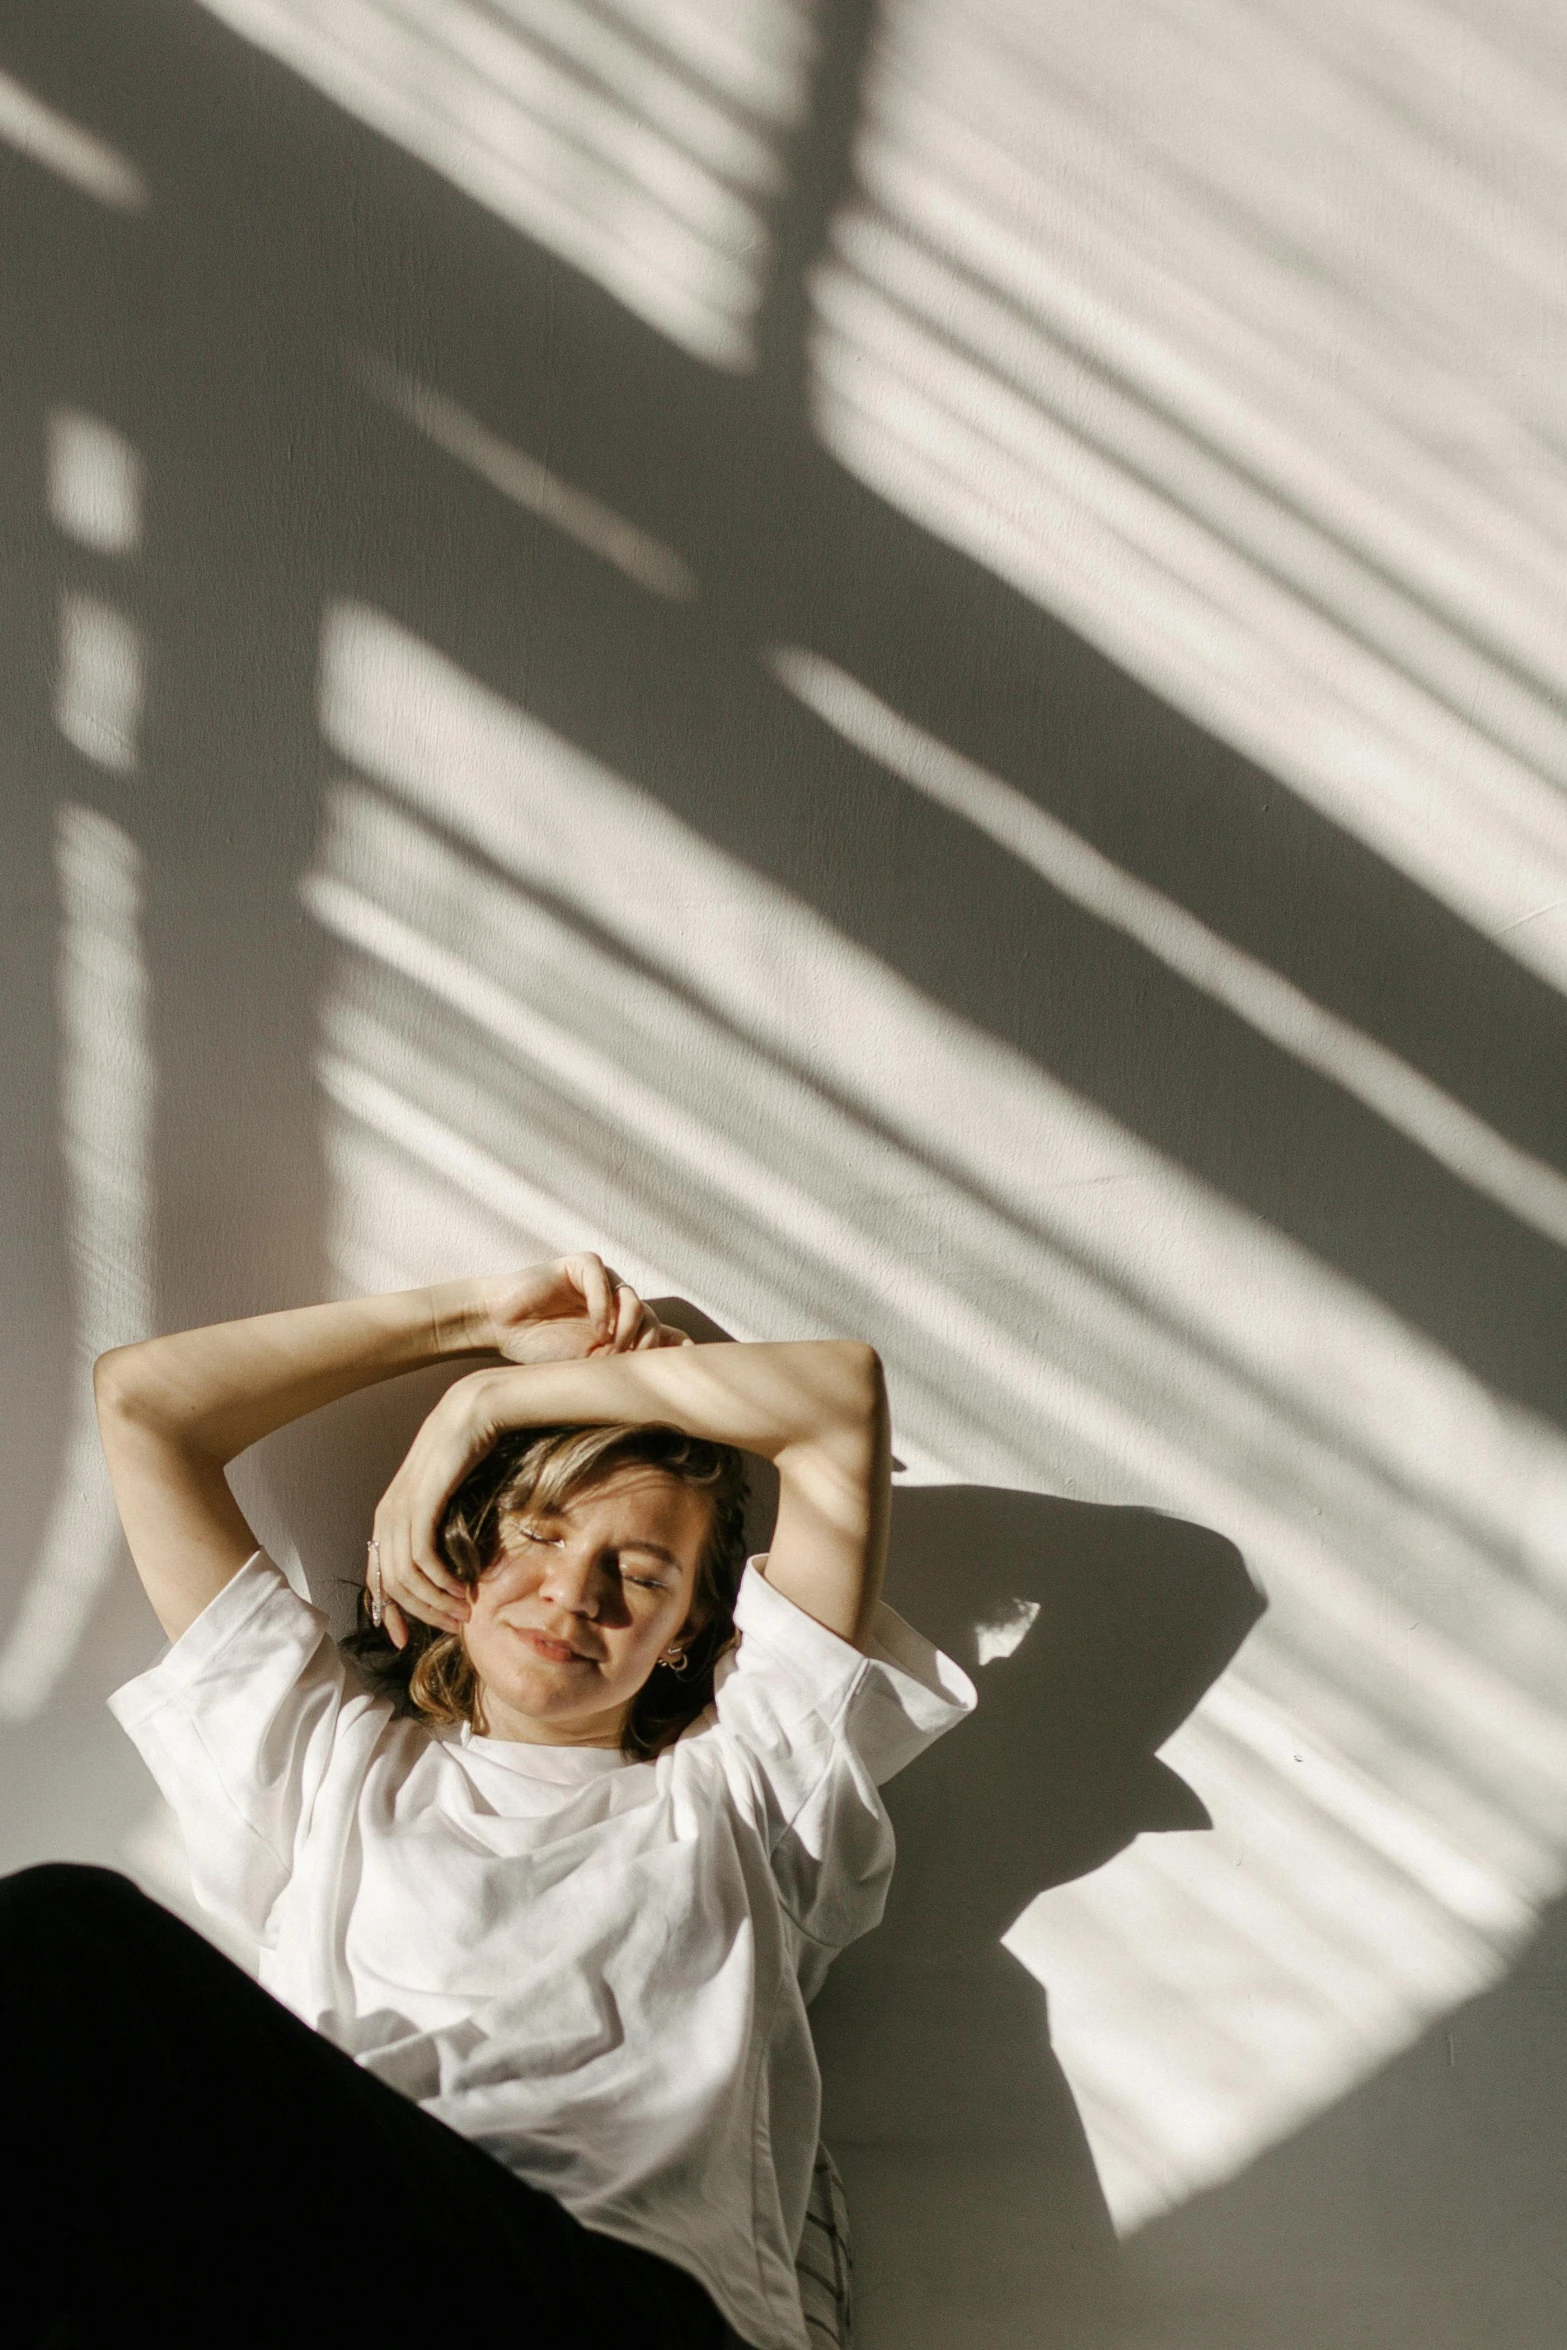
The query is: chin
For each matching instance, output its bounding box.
[487,1667,579,1718]
[480,1658,617,1727]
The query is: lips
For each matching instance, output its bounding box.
[512,1627,595,1665]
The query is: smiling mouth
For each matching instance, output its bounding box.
[513,1628,595,1665]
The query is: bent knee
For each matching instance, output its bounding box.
[0,1861,144,1926]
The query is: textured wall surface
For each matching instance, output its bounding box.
[2,4,1565,2342]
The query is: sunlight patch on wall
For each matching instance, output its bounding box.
[308,600,1567,2223]
[773,648,1567,1254]
[0,64,149,211]
[49,410,148,774]
[973,1596,1040,1667]
[54,594,144,773]
[196,0,817,368]
[353,349,699,598]
[316,1044,687,1310]
[0,807,155,1719]
[47,411,145,556]
[808,0,1567,992]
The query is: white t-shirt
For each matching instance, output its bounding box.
[109,1552,974,2350]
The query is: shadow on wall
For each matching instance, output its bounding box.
[1118,1893,1567,2350]
[814,1487,1261,2350]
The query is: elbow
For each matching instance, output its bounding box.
[93,1343,151,1426]
[821,1339,887,1426]
[94,1342,218,1468]
[92,1346,128,1418]
[767,1341,888,1455]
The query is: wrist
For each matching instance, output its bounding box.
[422,1279,498,1359]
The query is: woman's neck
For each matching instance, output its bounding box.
[473,1686,629,1748]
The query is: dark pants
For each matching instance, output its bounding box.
[4,1864,733,2348]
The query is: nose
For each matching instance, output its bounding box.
[534,1539,605,1618]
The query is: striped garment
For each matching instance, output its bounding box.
[795,2145,854,2348]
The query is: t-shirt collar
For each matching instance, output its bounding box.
[453,1720,636,1779]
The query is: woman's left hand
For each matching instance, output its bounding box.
[478,1255,688,1365]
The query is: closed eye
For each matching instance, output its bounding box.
[514,1525,669,1592]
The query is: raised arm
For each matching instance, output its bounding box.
[372,1340,892,1650]
[94,1261,673,1641]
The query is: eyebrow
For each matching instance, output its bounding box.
[614,1541,682,1569]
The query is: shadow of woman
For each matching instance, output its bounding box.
[808,1484,1264,2350]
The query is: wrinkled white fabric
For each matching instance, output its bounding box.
[110,1552,973,2350]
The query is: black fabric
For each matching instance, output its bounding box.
[2,1864,733,2349]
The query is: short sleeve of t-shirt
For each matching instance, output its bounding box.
[708,1560,976,1958]
[108,1552,369,1947]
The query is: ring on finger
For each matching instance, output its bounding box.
[366,1537,384,1629]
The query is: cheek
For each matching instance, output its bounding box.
[462,1586,518,1670]
[605,1611,664,1669]
[605,1595,685,1679]
[642,1582,698,1654]
[467,1559,536,1633]
[458,1610,496,1677]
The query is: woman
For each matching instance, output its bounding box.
[5,1256,973,2350]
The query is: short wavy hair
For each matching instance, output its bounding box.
[342,1422,750,1761]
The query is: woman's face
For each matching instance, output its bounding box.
[461,1464,714,1746]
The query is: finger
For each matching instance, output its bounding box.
[615,1292,654,1351]
[393,1566,470,1635]
[611,1281,644,1351]
[384,1598,410,1653]
[394,1537,472,1611]
[381,1516,418,1634]
[379,1515,471,1627]
[402,1521,472,1613]
[569,1252,614,1337]
[406,1475,474,1598]
[394,1521,468,1610]
[372,1373,496,1619]
[388,1389,494,1600]
[380,1473,442,1616]
[412,1533,469,1602]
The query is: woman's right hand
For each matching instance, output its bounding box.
[476,1255,689,1366]
[368,1369,504,1648]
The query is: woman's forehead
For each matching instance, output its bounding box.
[521,1464,709,1531]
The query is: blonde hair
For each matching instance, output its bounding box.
[344,1423,749,1760]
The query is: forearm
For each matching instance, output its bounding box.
[92,1282,495,1642]
[94,1255,677,1644]
[451,1339,891,1644]
[94,1281,490,1465]
[462,1339,881,1464]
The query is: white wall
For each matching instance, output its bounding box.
[2,2,1565,2341]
